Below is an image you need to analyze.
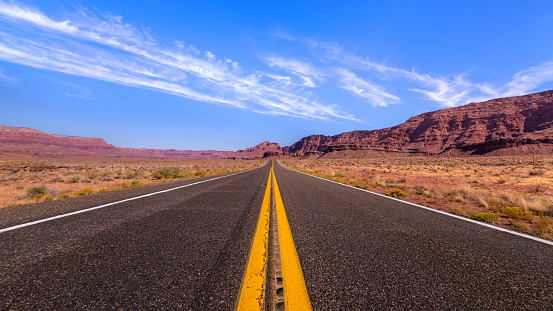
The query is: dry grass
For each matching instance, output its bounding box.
[0,158,262,207]
[283,155,553,240]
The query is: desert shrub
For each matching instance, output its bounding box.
[120,182,131,189]
[473,212,499,223]
[531,184,546,193]
[97,188,107,193]
[123,169,137,179]
[74,188,94,196]
[450,207,470,217]
[152,167,182,179]
[58,191,70,198]
[490,193,553,215]
[503,206,524,219]
[194,170,206,177]
[81,178,91,183]
[49,176,65,183]
[497,178,507,184]
[476,197,489,208]
[413,185,428,195]
[86,171,99,179]
[535,216,553,234]
[385,189,407,198]
[529,170,546,176]
[131,180,141,187]
[27,186,48,198]
[445,185,484,205]
[511,223,531,234]
[66,175,82,183]
[26,186,59,200]
[335,171,346,178]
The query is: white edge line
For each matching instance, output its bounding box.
[278,162,553,247]
[0,161,270,234]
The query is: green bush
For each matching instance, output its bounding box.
[123,169,137,179]
[511,222,531,234]
[385,189,407,198]
[66,175,82,183]
[74,188,94,196]
[27,186,48,198]
[335,171,346,178]
[152,167,182,179]
[503,206,524,219]
[131,180,141,187]
[473,212,499,223]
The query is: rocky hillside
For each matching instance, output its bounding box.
[235,141,282,158]
[0,126,276,159]
[284,90,553,156]
[0,126,117,151]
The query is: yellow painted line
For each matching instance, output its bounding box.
[236,170,272,310]
[272,169,312,311]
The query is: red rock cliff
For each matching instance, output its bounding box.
[284,90,553,155]
[0,126,116,150]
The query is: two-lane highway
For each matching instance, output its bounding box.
[1,160,553,310]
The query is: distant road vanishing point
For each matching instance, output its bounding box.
[1,161,552,309]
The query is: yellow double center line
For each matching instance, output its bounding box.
[236,163,311,310]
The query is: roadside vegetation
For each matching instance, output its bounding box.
[283,156,553,241]
[0,158,262,208]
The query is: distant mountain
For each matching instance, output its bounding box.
[235,141,282,158]
[0,125,276,159]
[3,90,553,159]
[283,90,553,156]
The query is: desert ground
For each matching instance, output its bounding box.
[283,155,553,240]
[2,156,552,241]
[0,158,261,207]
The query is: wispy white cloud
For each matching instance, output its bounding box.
[310,40,553,107]
[504,62,553,97]
[0,1,355,121]
[264,56,325,87]
[0,2,78,33]
[337,69,399,107]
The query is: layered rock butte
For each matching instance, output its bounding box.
[1,89,553,159]
[283,89,553,157]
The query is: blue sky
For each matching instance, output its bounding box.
[1,0,553,150]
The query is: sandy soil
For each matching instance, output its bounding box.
[0,158,262,207]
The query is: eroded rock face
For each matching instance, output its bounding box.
[0,126,116,150]
[0,126,281,159]
[284,90,553,155]
[236,141,282,157]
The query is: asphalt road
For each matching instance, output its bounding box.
[1,160,553,310]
